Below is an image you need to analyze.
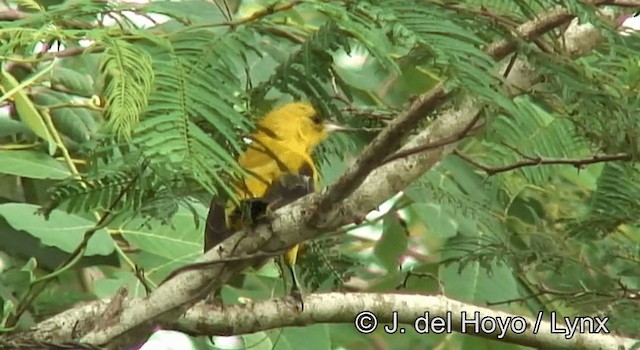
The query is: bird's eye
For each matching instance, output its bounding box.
[311,113,322,125]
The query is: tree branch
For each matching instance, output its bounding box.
[8,293,636,350]
[0,9,26,21]
[219,0,303,27]
[454,149,632,175]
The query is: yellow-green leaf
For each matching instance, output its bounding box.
[0,150,71,180]
[0,66,56,154]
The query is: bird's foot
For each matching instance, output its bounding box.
[290,284,305,311]
[204,288,226,310]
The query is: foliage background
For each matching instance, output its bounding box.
[0,0,639,349]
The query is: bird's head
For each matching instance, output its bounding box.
[258,102,346,151]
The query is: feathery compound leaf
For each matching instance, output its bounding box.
[387,1,505,103]
[135,28,255,196]
[43,156,185,224]
[253,21,350,119]
[99,39,154,139]
[16,0,44,12]
[567,162,640,238]
[312,1,399,73]
[297,236,360,292]
[483,96,586,186]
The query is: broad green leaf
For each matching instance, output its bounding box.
[0,117,30,138]
[32,90,98,143]
[50,66,95,95]
[254,260,280,278]
[1,298,14,329]
[242,332,274,350]
[121,204,205,263]
[440,259,520,305]
[145,0,229,27]
[0,203,114,256]
[0,212,119,270]
[0,150,71,179]
[130,250,195,289]
[94,271,144,299]
[0,64,56,154]
[272,324,331,350]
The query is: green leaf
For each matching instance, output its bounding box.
[16,0,44,12]
[121,205,205,261]
[0,298,14,329]
[32,89,98,143]
[0,67,56,154]
[254,260,280,279]
[99,39,154,138]
[20,258,37,283]
[242,332,274,350]
[50,66,95,95]
[373,214,408,271]
[93,271,143,299]
[0,150,71,179]
[136,28,254,195]
[272,324,331,350]
[440,259,520,305]
[0,203,115,256]
[0,211,119,270]
[20,257,37,272]
[0,117,30,138]
[126,251,191,292]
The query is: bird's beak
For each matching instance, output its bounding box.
[324,121,349,133]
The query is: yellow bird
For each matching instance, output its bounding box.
[204,102,343,305]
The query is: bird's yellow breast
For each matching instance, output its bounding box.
[224,102,326,225]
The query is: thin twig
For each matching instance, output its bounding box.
[453,149,631,175]
[381,110,484,166]
[486,281,640,307]
[187,0,304,31]
[159,248,290,286]
[310,81,451,224]
[223,0,302,27]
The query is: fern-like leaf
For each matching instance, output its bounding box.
[99,38,154,139]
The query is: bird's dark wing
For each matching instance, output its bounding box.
[203,163,316,253]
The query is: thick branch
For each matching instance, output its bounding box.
[611,0,640,5]
[181,293,635,349]
[11,293,636,350]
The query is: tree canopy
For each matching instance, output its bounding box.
[1,0,640,349]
